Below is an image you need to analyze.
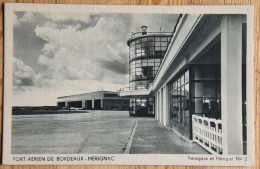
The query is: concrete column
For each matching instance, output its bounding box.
[158,91,161,123]
[162,86,166,126]
[163,85,169,126]
[160,88,164,124]
[165,85,170,126]
[221,15,243,155]
[101,99,103,109]
[155,93,158,121]
[65,102,68,107]
[154,94,157,120]
[92,100,95,109]
[157,93,159,121]
[82,100,86,109]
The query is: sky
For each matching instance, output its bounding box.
[12,11,179,106]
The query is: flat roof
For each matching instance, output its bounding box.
[57,91,117,99]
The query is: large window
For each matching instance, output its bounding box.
[129,58,161,83]
[168,65,221,139]
[129,35,171,91]
[169,69,190,138]
[190,64,221,119]
[129,36,171,61]
[130,97,154,116]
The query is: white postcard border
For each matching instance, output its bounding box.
[3,3,255,166]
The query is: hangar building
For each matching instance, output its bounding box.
[57,91,129,110]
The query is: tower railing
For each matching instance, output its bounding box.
[119,86,149,92]
[130,32,173,38]
[130,14,183,39]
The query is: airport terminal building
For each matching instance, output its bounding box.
[57,91,129,110]
[119,14,248,155]
[119,26,175,116]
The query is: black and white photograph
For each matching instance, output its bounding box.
[3,3,254,166]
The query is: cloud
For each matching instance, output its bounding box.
[101,53,128,75]
[33,14,131,85]
[12,11,179,106]
[44,14,100,31]
[13,58,35,87]
[12,58,55,92]
[13,12,34,26]
[38,55,52,65]
[42,12,95,22]
[14,11,100,31]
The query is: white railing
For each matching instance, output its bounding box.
[118,87,149,92]
[192,115,223,155]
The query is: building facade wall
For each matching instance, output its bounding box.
[103,99,129,110]
[154,14,221,120]
[57,91,129,111]
[57,92,105,102]
[153,14,247,155]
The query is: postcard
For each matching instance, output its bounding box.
[3,3,255,166]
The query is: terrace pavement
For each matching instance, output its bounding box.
[129,118,210,154]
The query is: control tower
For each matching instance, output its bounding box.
[120,26,172,117]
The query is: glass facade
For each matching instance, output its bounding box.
[129,58,162,89]
[129,36,171,62]
[128,34,171,116]
[169,65,221,139]
[190,64,221,119]
[129,36,171,90]
[130,97,155,117]
[169,69,190,138]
